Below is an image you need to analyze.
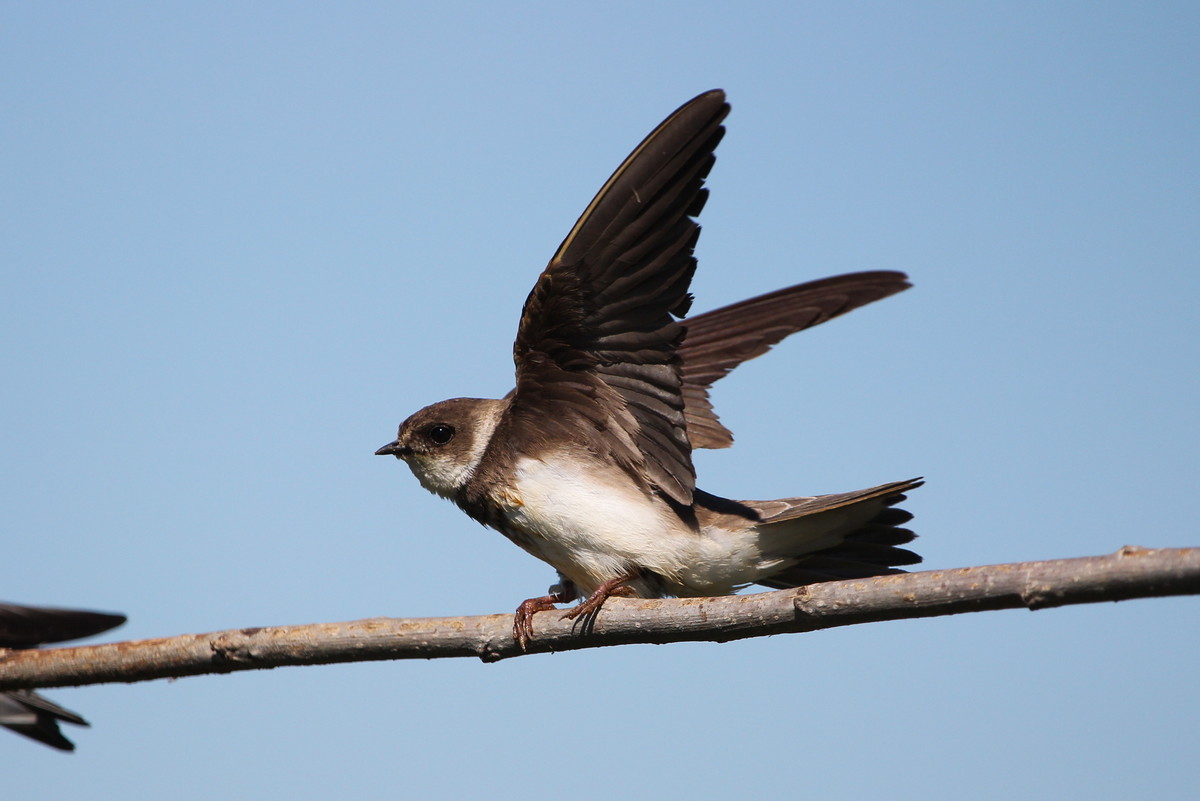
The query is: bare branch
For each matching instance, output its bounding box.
[2,546,1197,691]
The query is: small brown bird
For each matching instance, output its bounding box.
[377,90,921,648]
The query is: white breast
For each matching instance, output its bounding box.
[504,454,695,595]
[501,453,769,598]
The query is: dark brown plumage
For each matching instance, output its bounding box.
[678,271,912,449]
[0,602,125,751]
[509,90,730,508]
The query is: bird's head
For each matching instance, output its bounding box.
[375,397,505,498]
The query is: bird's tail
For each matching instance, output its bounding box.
[738,477,923,588]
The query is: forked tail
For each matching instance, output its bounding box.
[747,478,924,588]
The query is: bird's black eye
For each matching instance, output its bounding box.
[426,424,455,445]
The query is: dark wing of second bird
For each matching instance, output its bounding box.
[0,602,126,751]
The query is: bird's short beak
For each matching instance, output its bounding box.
[375,440,410,458]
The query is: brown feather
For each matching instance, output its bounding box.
[0,603,125,751]
[0,603,126,648]
[678,271,912,448]
[509,90,730,507]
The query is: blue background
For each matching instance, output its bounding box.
[3,3,1197,798]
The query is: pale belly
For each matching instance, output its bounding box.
[494,454,765,597]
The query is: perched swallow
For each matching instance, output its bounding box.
[0,602,126,751]
[377,90,921,648]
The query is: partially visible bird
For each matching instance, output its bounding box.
[0,602,126,751]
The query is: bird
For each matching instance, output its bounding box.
[0,602,126,751]
[376,89,922,649]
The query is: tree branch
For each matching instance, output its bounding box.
[3,546,1197,691]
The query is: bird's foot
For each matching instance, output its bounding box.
[513,581,577,651]
[560,573,639,631]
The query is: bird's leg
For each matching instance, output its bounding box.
[560,571,640,625]
[513,578,578,650]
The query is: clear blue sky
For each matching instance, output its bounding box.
[3,3,1197,798]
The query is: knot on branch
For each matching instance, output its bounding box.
[210,630,259,665]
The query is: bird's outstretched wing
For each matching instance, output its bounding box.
[0,603,126,647]
[0,689,89,752]
[678,271,912,448]
[509,90,729,507]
